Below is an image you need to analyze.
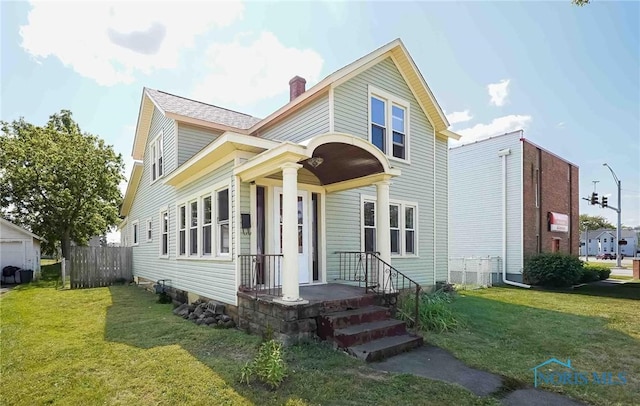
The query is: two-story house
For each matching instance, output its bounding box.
[120,39,460,349]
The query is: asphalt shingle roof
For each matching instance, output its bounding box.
[146,88,261,130]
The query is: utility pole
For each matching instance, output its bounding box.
[603,163,622,268]
[585,227,588,262]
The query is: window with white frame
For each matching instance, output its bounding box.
[147,219,153,241]
[151,132,164,182]
[369,86,409,161]
[175,184,230,258]
[217,188,230,255]
[132,220,139,246]
[178,205,186,255]
[189,200,198,255]
[160,210,169,257]
[362,197,417,256]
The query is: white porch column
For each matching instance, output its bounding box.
[375,180,391,291]
[280,162,303,302]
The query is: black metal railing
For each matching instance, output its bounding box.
[238,254,283,298]
[335,251,421,328]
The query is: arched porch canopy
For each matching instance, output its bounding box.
[234,132,401,192]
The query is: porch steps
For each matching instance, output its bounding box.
[317,305,423,362]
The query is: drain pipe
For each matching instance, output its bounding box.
[498,148,530,288]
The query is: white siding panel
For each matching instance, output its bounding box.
[448,134,523,275]
[259,95,329,142]
[330,57,438,286]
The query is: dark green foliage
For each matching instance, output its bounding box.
[157,292,172,304]
[0,110,124,257]
[584,264,611,281]
[240,339,288,389]
[580,267,600,283]
[523,253,584,287]
[398,289,460,332]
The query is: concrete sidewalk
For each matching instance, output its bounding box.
[371,346,586,405]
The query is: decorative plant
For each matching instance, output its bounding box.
[240,339,288,389]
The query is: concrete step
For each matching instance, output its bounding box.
[347,334,424,362]
[334,319,407,348]
[319,295,377,314]
[316,305,391,341]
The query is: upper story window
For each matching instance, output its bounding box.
[151,131,164,182]
[369,85,410,161]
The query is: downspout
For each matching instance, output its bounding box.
[499,148,530,288]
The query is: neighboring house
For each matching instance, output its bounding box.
[0,217,44,276]
[449,131,579,283]
[119,39,459,309]
[580,229,638,257]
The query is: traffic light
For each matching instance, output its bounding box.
[590,192,598,205]
[601,196,608,207]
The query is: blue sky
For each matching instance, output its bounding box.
[1,0,639,229]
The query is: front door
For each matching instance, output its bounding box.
[274,188,311,284]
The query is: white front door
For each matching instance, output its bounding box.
[274,188,311,284]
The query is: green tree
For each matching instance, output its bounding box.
[572,0,590,6]
[579,214,614,232]
[0,110,124,258]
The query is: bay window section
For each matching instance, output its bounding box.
[178,205,186,255]
[189,201,198,255]
[362,198,417,256]
[202,196,212,255]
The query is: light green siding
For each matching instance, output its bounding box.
[177,123,222,166]
[329,57,443,287]
[258,95,330,143]
[127,107,240,305]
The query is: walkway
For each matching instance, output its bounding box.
[370,346,586,406]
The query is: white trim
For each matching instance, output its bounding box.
[132,219,139,246]
[158,206,169,259]
[216,186,231,257]
[150,130,164,184]
[249,183,257,255]
[368,85,411,163]
[320,191,327,283]
[174,120,180,170]
[328,85,335,132]
[360,194,419,258]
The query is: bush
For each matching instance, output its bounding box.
[240,339,287,389]
[523,253,583,287]
[397,289,459,332]
[584,264,611,280]
[580,267,600,283]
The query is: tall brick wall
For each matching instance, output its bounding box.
[522,140,579,258]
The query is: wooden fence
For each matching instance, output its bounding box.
[69,246,133,289]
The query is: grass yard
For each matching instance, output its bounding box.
[1,265,493,406]
[426,284,640,406]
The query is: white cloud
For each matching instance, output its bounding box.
[191,32,324,105]
[557,122,565,128]
[487,79,510,106]
[453,114,532,145]
[20,1,245,85]
[446,110,473,125]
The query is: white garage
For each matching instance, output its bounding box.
[1,218,44,281]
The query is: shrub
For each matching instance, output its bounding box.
[580,267,600,283]
[523,253,583,287]
[397,289,459,332]
[240,339,287,389]
[584,264,611,280]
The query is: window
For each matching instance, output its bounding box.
[178,205,186,255]
[217,188,229,255]
[132,220,139,246]
[189,201,198,255]
[362,197,417,256]
[202,196,212,255]
[604,238,607,243]
[160,211,168,257]
[147,219,153,242]
[151,132,164,181]
[369,86,409,161]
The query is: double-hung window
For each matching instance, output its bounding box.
[132,220,139,246]
[202,196,212,255]
[189,201,198,255]
[151,132,164,182]
[178,205,186,255]
[217,188,230,255]
[147,219,153,242]
[361,197,417,257]
[369,86,409,161]
[160,210,169,257]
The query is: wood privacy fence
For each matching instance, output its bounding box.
[69,246,133,289]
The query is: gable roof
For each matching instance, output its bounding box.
[0,217,45,241]
[581,229,638,240]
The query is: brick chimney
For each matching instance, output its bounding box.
[289,76,306,101]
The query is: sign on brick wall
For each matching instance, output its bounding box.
[548,212,569,233]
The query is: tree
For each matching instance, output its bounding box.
[579,214,614,232]
[572,0,590,6]
[0,110,124,258]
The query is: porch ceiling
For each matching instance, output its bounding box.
[300,142,384,185]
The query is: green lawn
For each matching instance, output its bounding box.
[426,284,640,406]
[1,267,493,406]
